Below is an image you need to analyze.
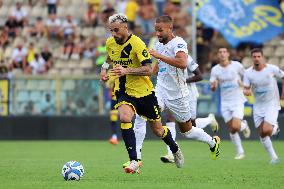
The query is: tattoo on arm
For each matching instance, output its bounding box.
[126,64,152,76]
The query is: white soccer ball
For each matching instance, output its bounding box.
[61,160,85,181]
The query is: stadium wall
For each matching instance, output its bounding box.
[0,116,283,140]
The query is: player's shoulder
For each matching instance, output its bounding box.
[211,64,220,72]
[245,66,253,73]
[266,63,278,70]
[129,34,144,44]
[231,60,242,66]
[172,36,187,46]
[106,37,115,46]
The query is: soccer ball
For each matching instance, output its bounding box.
[61,161,85,181]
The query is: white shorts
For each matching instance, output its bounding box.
[253,105,279,128]
[221,102,244,123]
[189,99,197,119]
[156,89,191,123]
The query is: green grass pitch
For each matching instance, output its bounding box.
[0,140,283,189]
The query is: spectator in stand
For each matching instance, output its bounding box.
[61,35,76,59]
[27,53,47,75]
[41,93,55,115]
[138,0,156,36]
[10,1,28,27]
[10,43,28,70]
[101,2,115,25]
[0,28,9,48]
[62,15,77,38]
[46,0,59,15]
[125,0,139,32]
[84,3,99,27]
[29,17,46,38]
[45,13,62,39]
[117,0,127,14]
[27,42,36,66]
[5,16,19,38]
[155,0,166,16]
[41,44,53,70]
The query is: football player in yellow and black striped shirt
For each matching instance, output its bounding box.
[100,13,183,174]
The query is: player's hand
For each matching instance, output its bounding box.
[100,69,109,82]
[149,49,161,59]
[110,64,128,77]
[210,81,218,92]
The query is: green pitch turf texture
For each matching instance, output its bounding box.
[0,140,283,189]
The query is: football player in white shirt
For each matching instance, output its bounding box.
[123,15,221,168]
[160,56,220,163]
[210,47,251,160]
[243,48,282,164]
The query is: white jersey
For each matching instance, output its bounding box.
[154,36,189,100]
[210,61,246,104]
[187,55,199,99]
[243,64,284,109]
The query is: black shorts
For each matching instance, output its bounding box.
[114,92,161,121]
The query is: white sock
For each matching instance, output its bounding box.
[240,120,248,132]
[166,122,176,156]
[196,116,212,129]
[272,123,279,136]
[229,132,244,154]
[111,134,117,139]
[134,115,147,160]
[260,136,278,160]
[181,127,215,148]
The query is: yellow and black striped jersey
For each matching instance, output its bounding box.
[106,34,154,98]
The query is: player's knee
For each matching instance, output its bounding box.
[119,112,132,123]
[152,126,164,137]
[261,126,273,137]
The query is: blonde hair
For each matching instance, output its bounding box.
[108,13,128,24]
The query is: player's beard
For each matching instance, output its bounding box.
[158,36,168,44]
[114,36,124,44]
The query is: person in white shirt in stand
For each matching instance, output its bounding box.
[243,48,282,164]
[62,15,77,38]
[210,47,251,160]
[46,13,62,39]
[11,1,27,27]
[10,43,28,70]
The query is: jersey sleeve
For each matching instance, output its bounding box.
[133,37,152,65]
[209,67,218,83]
[173,40,188,56]
[187,55,198,72]
[236,61,245,77]
[270,64,284,79]
[243,71,251,87]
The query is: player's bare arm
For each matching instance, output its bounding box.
[186,67,203,83]
[100,55,113,82]
[110,64,152,77]
[149,50,187,69]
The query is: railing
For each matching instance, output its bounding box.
[0,75,105,116]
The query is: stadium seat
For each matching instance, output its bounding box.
[267,57,280,66]
[94,27,107,38]
[14,80,26,90]
[48,68,60,76]
[263,46,274,58]
[73,69,84,76]
[274,46,284,57]
[0,6,9,17]
[60,68,72,76]
[67,60,78,69]
[80,59,93,69]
